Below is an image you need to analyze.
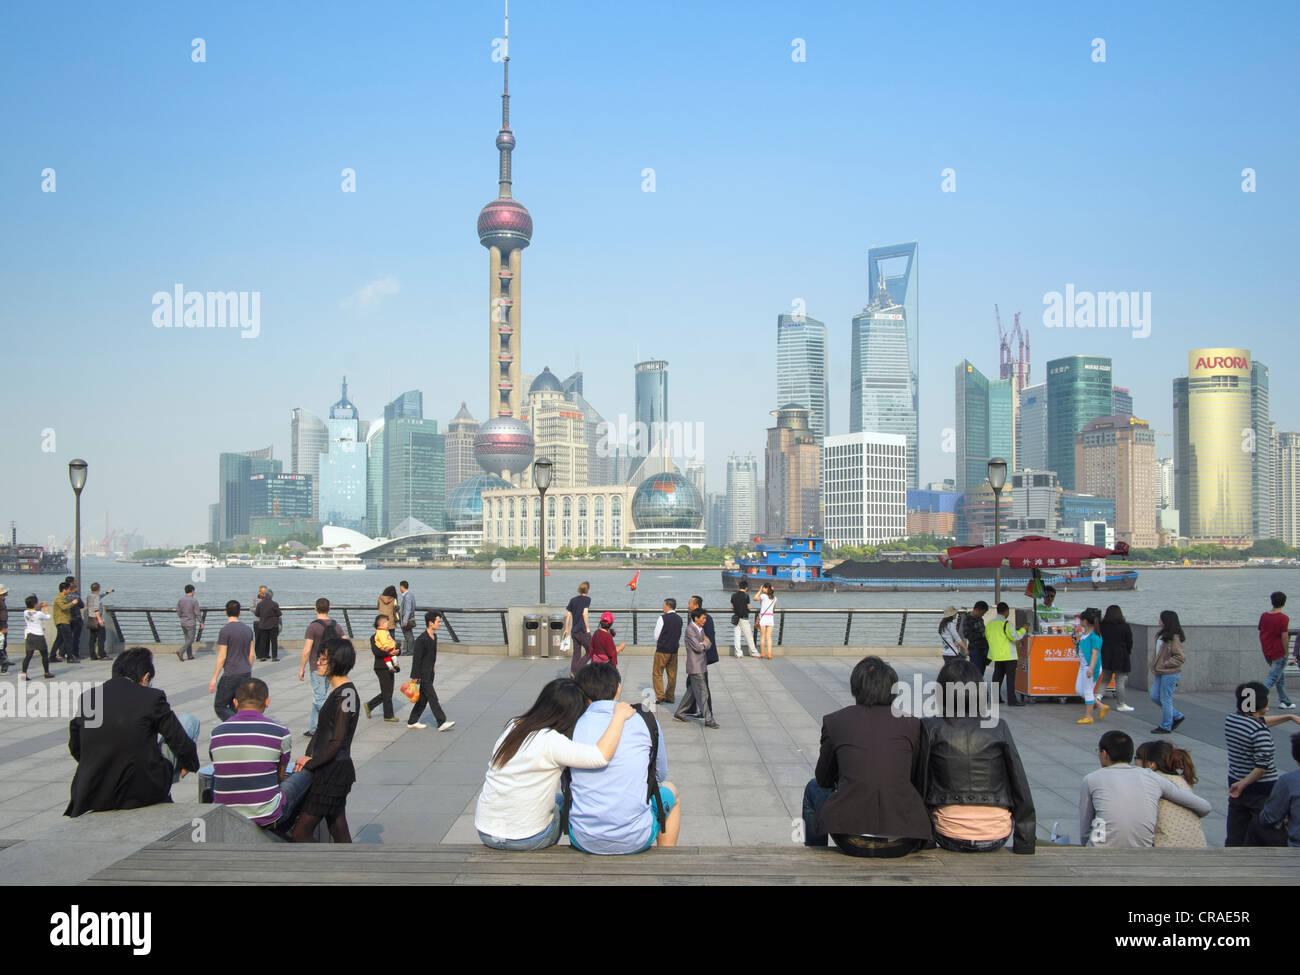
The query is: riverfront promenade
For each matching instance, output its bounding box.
[1,644,1297,883]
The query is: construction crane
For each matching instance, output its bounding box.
[996,305,1030,391]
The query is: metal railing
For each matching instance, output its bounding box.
[604,608,946,647]
[104,606,511,647]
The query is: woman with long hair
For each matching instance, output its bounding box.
[757,584,777,659]
[292,638,361,843]
[377,585,400,646]
[1096,604,1134,712]
[1150,610,1187,734]
[1075,607,1107,725]
[938,606,967,660]
[922,657,1035,853]
[475,677,635,850]
[589,612,625,668]
[1135,739,1206,847]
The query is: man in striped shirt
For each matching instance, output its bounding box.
[210,678,312,830]
[1225,681,1300,846]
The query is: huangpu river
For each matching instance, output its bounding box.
[5,558,1299,626]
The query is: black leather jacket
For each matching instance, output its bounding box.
[921,716,1036,854]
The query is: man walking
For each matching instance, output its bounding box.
[563,581,592,676]
[209,600,255,721]
[674,608,718,729]
[399,581,417,653]
[986,601,1026,706]
[50,582,74,663]
[298,598,342,738]
[66,579,85,663]
[407,611,454,731]
[651,598,681,705]
[1259,591,1295,710]
[730,580,759,658]
[176,584,202,661]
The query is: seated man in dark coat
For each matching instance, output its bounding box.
[802,656,933,857]
[65,646,201,817]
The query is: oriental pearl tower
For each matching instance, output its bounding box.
[473,0,535,481]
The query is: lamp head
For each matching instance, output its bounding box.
[533,456,553,493]
[986,457,1008,493]
[68,459,88,494]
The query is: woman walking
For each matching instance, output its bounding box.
[1075,607,1108,725]
[291,637,361,842]
[475,677,635,850]
[589,612,625,668]
[939,606,967,659]
[364,614,401,722]
[1096,604,1134,711]
[377,586,400,646]
[757,583,776,659]
[1134,739,1207,847]
[1150,610,1187,734]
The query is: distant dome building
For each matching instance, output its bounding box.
[528,367,564,395]
[629,470,706,550]
[447,473,513,532]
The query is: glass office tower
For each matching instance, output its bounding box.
[1046,355,1113,491]
[777,313,828,441]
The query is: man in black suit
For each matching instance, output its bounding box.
[406,612,454,732]
[65,646,201,817]
[801,656,932,857]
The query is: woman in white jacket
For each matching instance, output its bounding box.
[476,677,634,850]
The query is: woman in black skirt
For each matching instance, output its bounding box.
[291,636,361,842]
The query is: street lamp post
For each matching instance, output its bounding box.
[68,459,88,592]
[533,457,553,605]
[987,457,1008,603]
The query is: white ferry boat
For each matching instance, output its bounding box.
[298,546,366,571]
[167,550,221,569]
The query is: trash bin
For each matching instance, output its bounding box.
[522,614,542,659]
[548,614,567,659]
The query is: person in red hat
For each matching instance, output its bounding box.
[589,612,625,669]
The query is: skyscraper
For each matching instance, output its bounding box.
[526,367,588,487]
[863,243,919,488]
[319,378,367,532]
[1251,361,1273,541]
[954,361,989,492]
[249,473,314,522]
[290,408,329,518]
[474,4,535,481]
[445,402,479,499]
[384,417,445,536]
[217,447,280,541]
[724,454,758,544]
[765,406,821,539]
[989,378,1017,470]
[1274,431,1300,547]
[1046,354,1113,490]
[634,360,669,454]
[1017,382,1048,473]
[1172,348,1254,546]
[1112,386,1133,416]
[1155,457,1175,510]
[823,432,907,546]
[777,313,828,441]
[365,419,385,536]
[851,281,917,489]
[1075,414,1157,548]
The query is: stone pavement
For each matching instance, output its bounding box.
[2,644,1295,871]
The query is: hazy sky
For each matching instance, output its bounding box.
[3,0,1297,547]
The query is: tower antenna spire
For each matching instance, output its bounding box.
[497,0,513,197]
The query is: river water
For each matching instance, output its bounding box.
[6,558,1299,626]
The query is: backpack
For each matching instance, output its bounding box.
[560,705,666,836]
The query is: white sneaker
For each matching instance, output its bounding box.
[1116,704,1135,712]
[733,652,743,658]
[750,653,762,658]
[438,721,456,732]
[1280,702,1297,710]
[407,722,428,729]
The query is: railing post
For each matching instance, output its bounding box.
[440,611,460,644]
[898,610,908,646]
[108,608,124,644]
[499,611,509,645]
[341,609,353,638]
[777,610,786,647]
[843,610,853,647]
[145,611,161,643]
[632,611,638,645]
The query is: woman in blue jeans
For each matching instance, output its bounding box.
[1150,610,1187,734]
[475,678,635,850]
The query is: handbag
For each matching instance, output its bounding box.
[400,679,420,703]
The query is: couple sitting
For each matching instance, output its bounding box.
[475,662,681,854]
[803,656,1036,857]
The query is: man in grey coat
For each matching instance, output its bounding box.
[673,608,718,729]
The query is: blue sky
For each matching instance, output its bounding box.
[2,0,1297,546]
